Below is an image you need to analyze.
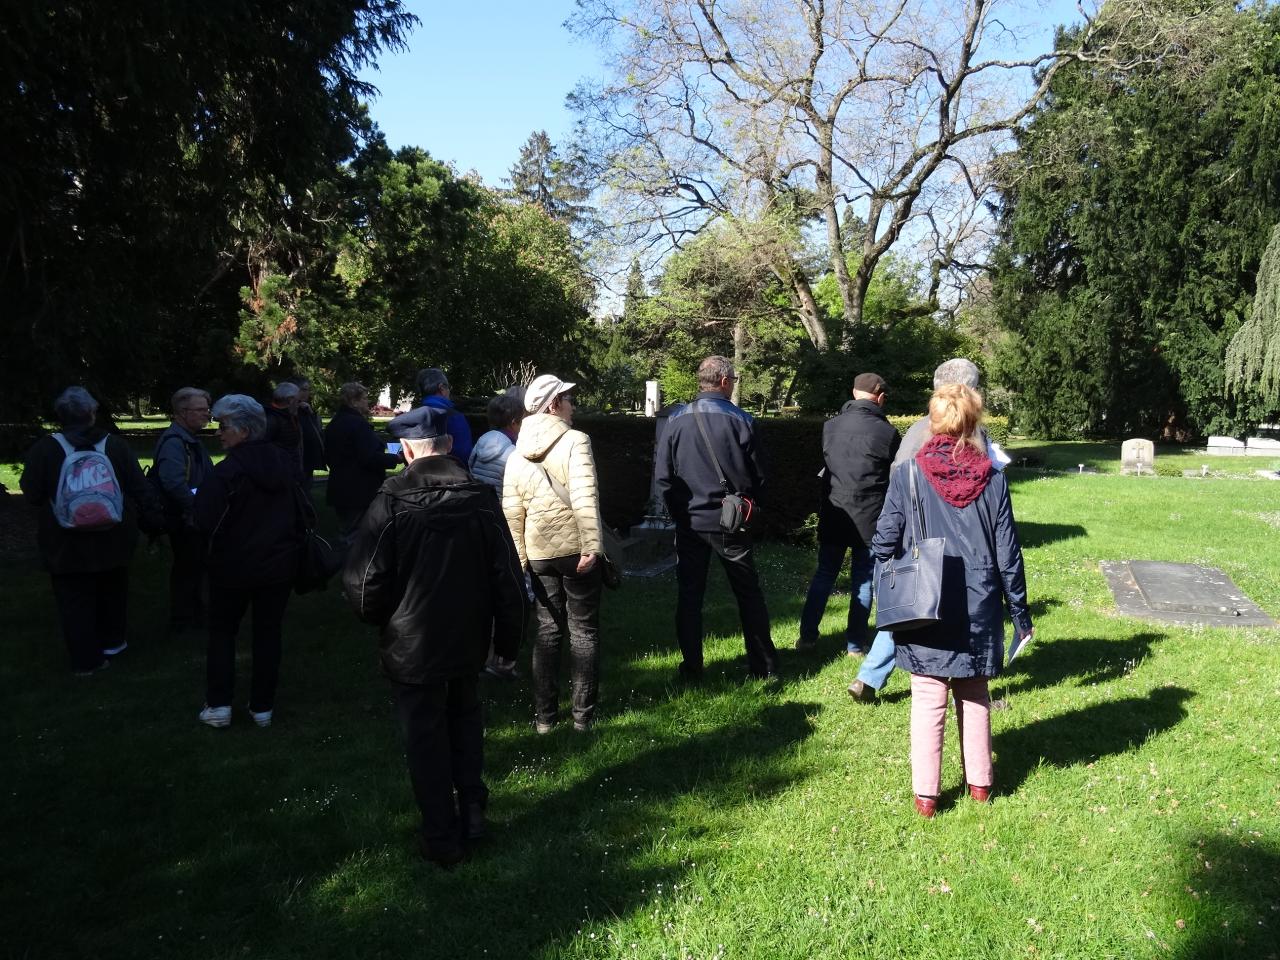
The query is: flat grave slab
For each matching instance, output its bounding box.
[1101,560,1275,628]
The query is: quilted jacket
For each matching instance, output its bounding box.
[502,414,603,568]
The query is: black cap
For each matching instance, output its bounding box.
[853,372,887,395]
[388,405,448,440]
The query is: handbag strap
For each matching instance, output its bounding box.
[690,402,737,494]
[907,460,927,551]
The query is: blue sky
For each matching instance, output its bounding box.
[360,0,1086,188]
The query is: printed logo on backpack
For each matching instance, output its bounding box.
[51,433,125,530]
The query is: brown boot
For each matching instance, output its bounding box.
[914,795,938,818]
[847,679,877,704]
[968,784,992,804]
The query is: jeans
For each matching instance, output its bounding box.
[798,540,874,653]
[675,527,777,678]
[394,677,486,855]
[167,525,207,630]
[50,567,128,672]
[529,555,602,726]
[205,579,291,712]
[857,629,897,690]
[909,674,993,796]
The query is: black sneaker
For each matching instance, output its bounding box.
[419,836,468,869]
[677,661,704,684]
[461,801,487,843]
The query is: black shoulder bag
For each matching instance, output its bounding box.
[292,485,346,595]
[873,461,945,632]
[691,404,758,534]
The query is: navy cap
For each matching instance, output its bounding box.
[388,405,448,440]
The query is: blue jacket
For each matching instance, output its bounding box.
[152,423,215,522]
[655,393,764,533]
[422,395,473,464]
[871,459,1032,678]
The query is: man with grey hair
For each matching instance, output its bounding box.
[345,403,526,867]
[264,381,303,472]
[655,355,777,681]
[416,366,473,463]
[21,387,161,674]
[893,358,982,465]
[152,387,216,633]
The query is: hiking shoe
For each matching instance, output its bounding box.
[535,720,556,735]
[461,801,487,843]
[794,636,817,652]
[102,641,128,657]
[847,679,877,704]
[74,659,111,677]
[572,720,593,733]
[199,705,231,728]
[250,708,273,728]
[418,835,468,869]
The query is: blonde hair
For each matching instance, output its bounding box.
[928,383,984,454]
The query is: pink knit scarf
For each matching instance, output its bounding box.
[916,434,992,507]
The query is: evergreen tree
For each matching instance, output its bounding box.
[506,131,590,227]
[1226,223,1280,416]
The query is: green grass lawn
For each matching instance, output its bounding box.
[3,460,1279,959]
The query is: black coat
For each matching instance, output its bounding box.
[817,399,901,546]
[194,440,303,588]
[298,404,327,472]
[264,405,303,471]
[871,460,1032,678]
[343,455,527,685]
[654,393,765,533]
[20,428,162,574]
[324,405,401,512]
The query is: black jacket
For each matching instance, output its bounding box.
[343,456,527,684]
[20,428,162,574]
[264,405,303,472]
[324,405,401,512]
[194,440,303,588]
[817,399,902,546]
[298,404,327,472]
[654,393,765,533]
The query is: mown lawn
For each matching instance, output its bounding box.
[2,459,1278,959]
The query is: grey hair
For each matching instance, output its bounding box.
[212,394,267,441]
[170,387,211,415]
[416,367,449,397]
[932,358,981,391]
[285,376,311,391]
[486,390,525,430]
[272,382,300,403]
[697,355,735,390]
[339,382,368,406]
[402,435,453,457]
[53,386,99,427]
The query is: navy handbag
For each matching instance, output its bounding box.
[874,462,945,632]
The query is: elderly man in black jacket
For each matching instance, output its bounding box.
[797,373,900,659]
[344,404,526,867]
[324,382,401,544]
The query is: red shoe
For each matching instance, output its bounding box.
[914,795,938,818]
[968,784,992,803]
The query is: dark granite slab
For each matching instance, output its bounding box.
[1101,560,1275,628]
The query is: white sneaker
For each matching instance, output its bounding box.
[199,705,231,728]
[250,708,273,728]
[102,641,128,656]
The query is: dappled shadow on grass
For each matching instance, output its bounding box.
[1017,521,1088,549]
[1172,835,1280,959]
[993,630,1167,700]
[278,697,820,956]
[994,685,1192,794]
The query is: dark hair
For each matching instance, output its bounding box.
[486,391,524,430]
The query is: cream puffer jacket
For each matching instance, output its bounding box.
[502,413,604,568]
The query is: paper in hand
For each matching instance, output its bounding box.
[988,439,1012,472]
[1007,628,1034,664]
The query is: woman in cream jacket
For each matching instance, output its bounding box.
[503,374,604,733]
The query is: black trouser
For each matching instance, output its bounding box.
[675,527,777,678]
[167,524,207,630]
[333,504,367,548]
[529,554,602,726]
[205,579,291,712]
[394,677,486,855]
[50,567,128,672]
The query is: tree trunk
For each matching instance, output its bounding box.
[732,318,746,406]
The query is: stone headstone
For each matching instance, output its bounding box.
[1206,435,1246,456]
[1102,560,1275,628]
[1120,438,1155,475]
[1246,436,1280,457]
[644,380,661,418]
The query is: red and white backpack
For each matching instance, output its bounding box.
[51,433,125,530]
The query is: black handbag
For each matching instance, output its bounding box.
[874,461,945,631]
[292,486,346,595]
[691,405,758,534]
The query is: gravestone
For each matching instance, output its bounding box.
[1120,438,1155,476]
[1101,560,1275,628]
[1246,436,1280,457]
[1206,436,1246,456]
[615,405,678,577]
[644,380,661,418]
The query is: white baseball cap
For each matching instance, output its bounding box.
[524,374,577,414]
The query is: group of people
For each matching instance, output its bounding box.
[19,352,1032,865]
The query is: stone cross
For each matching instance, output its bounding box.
[1121,438,1155,476]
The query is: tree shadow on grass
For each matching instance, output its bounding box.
[1016,521,1088,549]
[992,630,1168,700]
[264,697,821,957]
[994,685,1192,794]
[1172,835,1280,959]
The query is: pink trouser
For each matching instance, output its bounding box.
[909,673,993,797]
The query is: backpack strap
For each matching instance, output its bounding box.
[52,433,74,457]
